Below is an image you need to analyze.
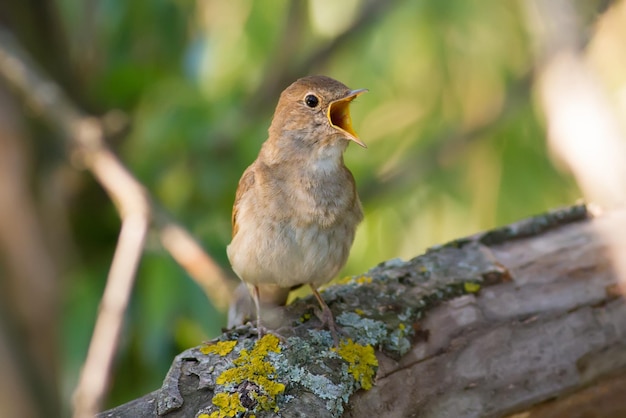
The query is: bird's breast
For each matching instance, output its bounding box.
[227,164,362,288]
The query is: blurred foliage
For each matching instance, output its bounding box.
[10,0,623,413]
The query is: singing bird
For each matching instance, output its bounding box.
[227,75,366,343]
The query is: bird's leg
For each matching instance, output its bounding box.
[246,285,290,343]
[310,285,340,346]
[251,285,265,339]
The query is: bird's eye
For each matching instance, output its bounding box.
[304,94,319,108]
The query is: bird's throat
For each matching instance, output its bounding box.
[308,143,346,174]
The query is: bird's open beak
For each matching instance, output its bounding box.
[328,88,368,148]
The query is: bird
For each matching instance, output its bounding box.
[227,75,367,344]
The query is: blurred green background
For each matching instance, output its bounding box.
[4,0,624,416]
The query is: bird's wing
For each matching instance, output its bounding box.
[231,166,255,237]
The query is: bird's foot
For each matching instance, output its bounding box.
[250,321,289,345]
[309,285,344,346]
[312,304,342,347]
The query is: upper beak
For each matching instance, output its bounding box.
[328,88,368,148]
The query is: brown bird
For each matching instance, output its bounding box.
[227,75,366,344]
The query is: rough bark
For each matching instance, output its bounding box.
[100,205,626,418]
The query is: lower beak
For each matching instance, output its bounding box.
[328,88,368,148]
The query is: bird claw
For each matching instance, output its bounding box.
[312,305,342,347]
[249,321,289,345]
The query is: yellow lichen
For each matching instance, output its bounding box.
[200,340,238,356]
[245,333,281,358]
[211,334,285,415]
[250,391,278,413]
[354,308,365,316]
[208,392,245,417]
[333,339,378,390]
[396,323,408,339]
[334,275,372,286]
[464,282,481,293]
[198,414,211,418]
[334,276,354,285]
[353,275,373,285]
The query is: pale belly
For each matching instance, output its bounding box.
[227,217,355,289]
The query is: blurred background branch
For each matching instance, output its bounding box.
[0,22,233,417]
[524,0,626,291]
[0,0,624,416]
[249,0,399,110]
[0,82,59,418]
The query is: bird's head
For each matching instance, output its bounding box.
[268,75,367,154]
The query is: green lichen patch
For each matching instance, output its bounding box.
[336,312,387,346]
[387,323,412,355]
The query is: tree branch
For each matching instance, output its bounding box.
[99,205,626,417]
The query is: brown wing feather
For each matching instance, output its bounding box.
[231,166,255,237]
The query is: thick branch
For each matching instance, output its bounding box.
[100,205,626,417]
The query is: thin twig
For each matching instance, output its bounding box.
[73,213,149,417]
